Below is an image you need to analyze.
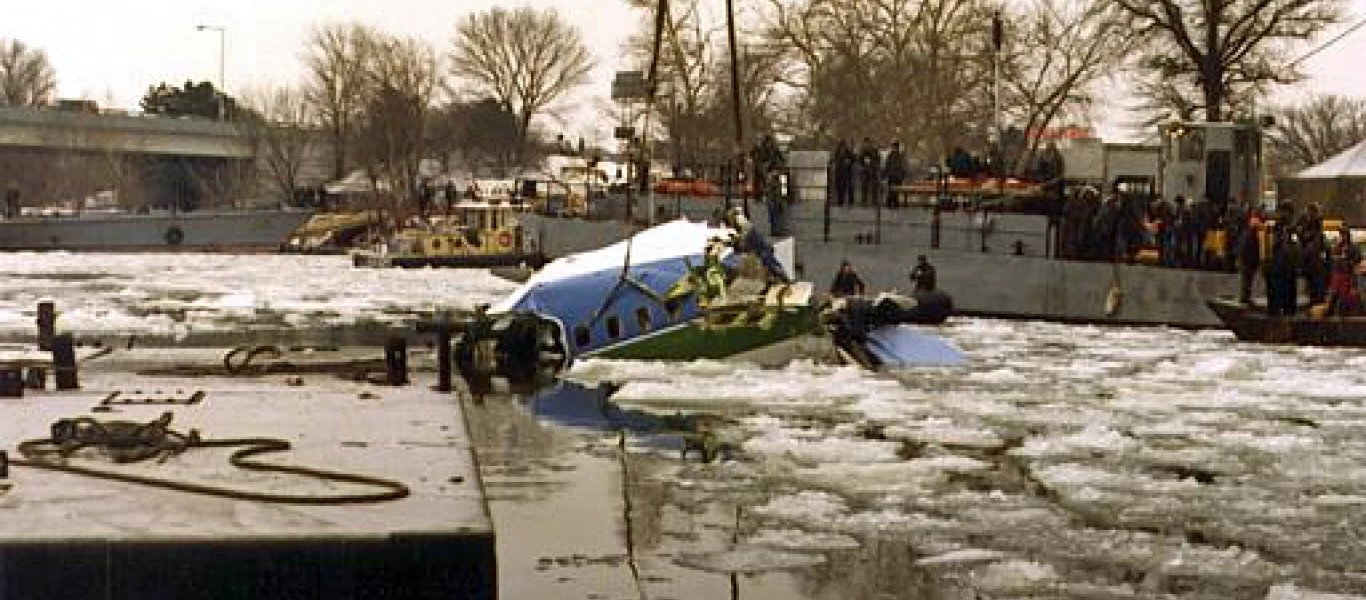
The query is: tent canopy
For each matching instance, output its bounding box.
[1292,140,1366,180]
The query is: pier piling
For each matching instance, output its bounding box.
[51,334,78,390]
[384,337,409,386]
[36,301,55,351]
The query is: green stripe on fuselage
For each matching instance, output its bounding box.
[592,304,818,360]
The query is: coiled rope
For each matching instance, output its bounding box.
[11,412,409,505]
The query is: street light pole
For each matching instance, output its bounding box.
[195,24,226,119]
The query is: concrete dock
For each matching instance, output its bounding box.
[0,348,494,600]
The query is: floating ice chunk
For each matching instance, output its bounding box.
[674,547,826,574]
[1013,425,1136,458]
[751,490,848,522]
[1312,494,1366,507]
[1266,583,1366,600]
[743,429,900,464]
[972,559,1059,591]
[744,528,861,552]
[1034,463,1120,488]
[969,367,1032,384]
[915,548,1008,567]
[1189,356,1259,379]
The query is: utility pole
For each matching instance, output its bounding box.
[196,25,226,120]
[725,0,749,220]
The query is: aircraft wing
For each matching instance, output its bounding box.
[862,325,966,369]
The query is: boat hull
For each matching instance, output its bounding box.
[1206,297,1366,346]
[0,210,313,253]
[352,252,548,269]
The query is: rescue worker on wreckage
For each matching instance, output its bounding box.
[723,208,792,284]
[910,255,937,292]
[829,260,866,297]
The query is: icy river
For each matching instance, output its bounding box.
[4,252,1365,599]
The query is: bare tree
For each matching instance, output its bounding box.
[0,38,56,107]
[240,85,319,204]
[1113,0,1345,122]
[1001,0,1132,173]
[353,33,439,217]
[450,7,594,162]
[428,98,521,177]
[1267,95,1366,174]
[302,23,377,179]
[762,0,996,160]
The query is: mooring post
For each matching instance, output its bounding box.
[435,326,453,393]
[384,337,409,386]
[980,208,989,253]
[24,367,45,390]
[417,317,455,393]
[36,301,55,351]
[0,365,23,398]
[52,333,78,390]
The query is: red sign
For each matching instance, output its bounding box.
[1028,126,1096,140]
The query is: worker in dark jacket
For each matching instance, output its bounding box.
[909,255,937,292]
[829,260,866,297]
[1298,203,1328,306]
[829,140,856,207]
[1237,217,1262,305]
[858,138,881,207]
[883,141,907,208]
[1264,225,1296,316]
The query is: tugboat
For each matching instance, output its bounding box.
[351,201,546,269]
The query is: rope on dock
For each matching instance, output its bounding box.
[11,411,410,504]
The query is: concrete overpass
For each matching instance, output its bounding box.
[0,106,253,158]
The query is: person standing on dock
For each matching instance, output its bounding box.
[883,141,907,209]
[1328,223,1361,315]
[1298,203,1329,307]
[1236,216,1262,305]
[753,135,789,237]
[858,138,881,207]
[1265,225,1296,316]
[829,140,856,207]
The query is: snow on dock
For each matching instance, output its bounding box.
[0,349,493,600]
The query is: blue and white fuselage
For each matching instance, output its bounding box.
[490,219,737,363]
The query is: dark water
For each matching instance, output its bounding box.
[463,382,983,600]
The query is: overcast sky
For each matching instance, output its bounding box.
[8,0,1366,143]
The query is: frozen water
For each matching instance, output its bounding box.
[581,316,1366,596]
[13,255,1366,596]
[0,252,516,339]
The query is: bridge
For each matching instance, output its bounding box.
[0,106,252,158]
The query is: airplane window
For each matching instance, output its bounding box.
[574,325,590,348]
[664,297,683,321]
[606,316,622,339]
[635,307,652,331]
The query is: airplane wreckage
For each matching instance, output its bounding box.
[451,211,965,391]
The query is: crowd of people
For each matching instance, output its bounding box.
[1238,204,1362,317]
[826,138,909,208]
[1056,186,1363,316]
